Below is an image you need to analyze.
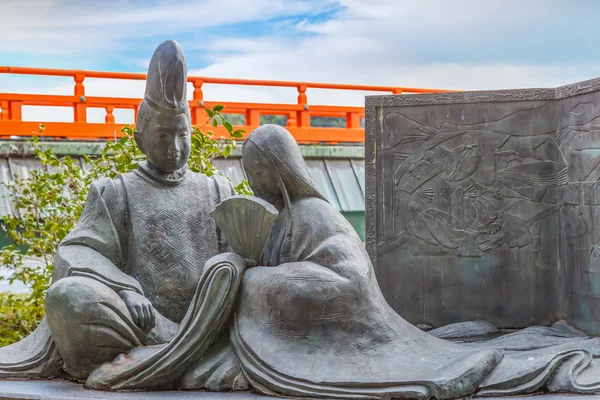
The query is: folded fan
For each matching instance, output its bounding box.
[210,195,279,262]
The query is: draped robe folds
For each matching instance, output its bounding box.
[0,165,248,390]
[231,196,600,399]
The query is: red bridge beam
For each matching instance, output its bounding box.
[0,66,458,143]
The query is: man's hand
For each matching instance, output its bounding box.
[118,290,156,332]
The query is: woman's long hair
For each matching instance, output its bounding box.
[245,125,328,262]
[245,124,327,210]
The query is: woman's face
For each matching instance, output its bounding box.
[242,141,281,204]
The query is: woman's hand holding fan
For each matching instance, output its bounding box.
[210,195,278,266]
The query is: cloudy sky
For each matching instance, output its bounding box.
[1,0,599,123]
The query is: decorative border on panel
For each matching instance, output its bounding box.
[556,77,600,99]
[366,88,555,108]
[364,101,378,266]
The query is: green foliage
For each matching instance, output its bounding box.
[310,116,345,127]
[222,113,289,126]
[223,114,245,125]
[0,292,43,346]
[0,106,250,344]
[223,113,348,128]
[261,115,288,126]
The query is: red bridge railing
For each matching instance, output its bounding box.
[0,66,456,143]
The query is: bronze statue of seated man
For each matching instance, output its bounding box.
[0,40,249,391]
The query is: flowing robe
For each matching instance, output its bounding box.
[1,165,247,389]
[231,196,600,399]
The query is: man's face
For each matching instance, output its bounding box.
[141,113,191,173]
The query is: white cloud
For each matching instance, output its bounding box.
[187,0,600,102]
[2,0,600,123]
[0,0,337,55]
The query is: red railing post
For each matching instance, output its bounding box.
[246,109,260,126]
[105,106,115,123]
[287,112,297,127]
[74,73,86,123]
[10,102,22,121]
[0,101,9,120]
[192,80,204,125]
[346,112,360,129]
[296,85,309,127]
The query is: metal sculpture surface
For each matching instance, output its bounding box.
[3,40,600,399]
[229,124,600,398]
[0,40,248,391]
[366,80,600,334]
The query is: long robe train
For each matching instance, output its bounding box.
[231,196,600,399]
[429,321,600,396]
[0,318,60,379]
[85,252,247,390]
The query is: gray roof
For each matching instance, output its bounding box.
[213,157,365,212]
[0,142,366,216]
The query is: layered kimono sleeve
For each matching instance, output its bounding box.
[53,177,142,295]
[261,196,371,284]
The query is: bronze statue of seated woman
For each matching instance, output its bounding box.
[228,124,600,399]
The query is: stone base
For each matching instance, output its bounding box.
[2,380,600,400]
[0,380,271,400]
